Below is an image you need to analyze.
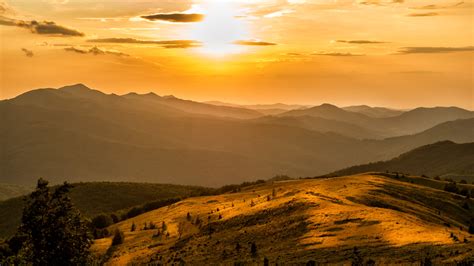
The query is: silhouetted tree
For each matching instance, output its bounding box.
[131,222,136,232]
[110,213,119,223]
[187,212,191,221]
[235,242,241,252]
[112,229,124,246]
[272,188,277,198]
[15,179,92,265]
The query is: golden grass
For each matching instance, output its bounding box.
[92,174,473,265]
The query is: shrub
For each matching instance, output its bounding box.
[131,223,136,232]
[250,242,257,257]
[444,182,459,194]
[112,229,124,246]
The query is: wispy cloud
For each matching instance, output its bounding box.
[407,12,439,17]
[21,48,34,57]
[336,40,387,44]
[0,16,84,36]
[233,40,277,46]
[312,52,364,56]
[397,46,474,54]
[87,38,201,48]
[141,13,204,23]
[358,0,404,6]
[64,46,128,57]
[412,2,464,10]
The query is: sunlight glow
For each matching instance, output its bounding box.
[189,0,248,56]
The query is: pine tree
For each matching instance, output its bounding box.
[16,179,92,265]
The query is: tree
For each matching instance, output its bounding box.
[469,223,474,234]
[250,242,257,257]
[272,188,277,198]
[92,214,113,229]
[187,212,191,221]
[112,229,124,246]
[264,257,269,266]
[131,223,136,232]
[16,179,92,265]
[162,221,167,232]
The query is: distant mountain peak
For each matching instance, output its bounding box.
[59,83,91,92]
[163,95,177,100]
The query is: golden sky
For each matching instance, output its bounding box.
[1,0,473,109]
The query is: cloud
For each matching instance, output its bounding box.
[141,13,204,23]
[407,12,439,17]
[21,48,34,57]
[88,38,201,48]
[336,40,387,44]
[412,2,464,10]
[233,40,277,46]
[0,16,84,36]
[397,46,474,54]
[64,46,129,57]
[359,0,404,6]
[312,52,364,56]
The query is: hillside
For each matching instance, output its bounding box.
[280,104,473,137]
[0,184,32,201]
[0,182,212,238]
[2,84,474,186]
[343,105,405,118]
[92,174,474,265]
[333,141,474,181]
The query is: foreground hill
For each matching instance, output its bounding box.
[93,174,473,265]
[0,182,211,238]
[332,141,474,182]
[2,84,474,186]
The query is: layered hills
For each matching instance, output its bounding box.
[1,84,473,186]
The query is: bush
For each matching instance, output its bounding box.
[112,229,124,246]
[444,182,459,194]
[92,214,113,229]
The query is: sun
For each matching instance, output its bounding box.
[189,0,248,56]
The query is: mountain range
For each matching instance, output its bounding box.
[1,84,473,186]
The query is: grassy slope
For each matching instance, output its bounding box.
[0,182,212,239]
[0,184,32,201]
[95,174,474,265]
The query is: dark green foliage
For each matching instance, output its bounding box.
[92,214,113,229]
[351,247,363,266]
[13,179,92,265]
[112,229,124,246]
[444,182,459,194]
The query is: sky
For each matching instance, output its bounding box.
[0,0,473,109]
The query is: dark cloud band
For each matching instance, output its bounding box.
[88,38,201,48]
[0,16,84,36]
[141,13,204,23]
[397,46,474,54]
